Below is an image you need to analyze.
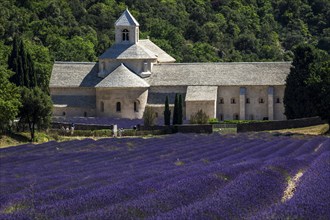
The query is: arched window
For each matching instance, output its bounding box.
[219,114,224,121]
[62,112,66,116]
[122,29,129,41]
[116,102,121,112]
[246,98,250,104]
[259,98,264,104]
[233,113,239,120]
[219,98,224,104]
[134,101,138,112]
[100,101,104,112]
[276,97,281,103]
[231,98,236,104]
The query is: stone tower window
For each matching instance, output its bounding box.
[219,98,224,104]
[276,97,281,103]
[246,98,250,104]
[100,101,104,112]
[259,98,264,104]
[122,29,129,41]
[116,102,121,112]
[231,98,236,104]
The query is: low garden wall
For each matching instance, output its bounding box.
[51,122,113,130]
[237,117,325,132]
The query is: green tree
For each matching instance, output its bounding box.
[19,87,52,141]
[307,60,330,123]
[164,96,171,126]
[284,44,329,120]
[172,93,179,125]
[8,36,36,88]
[0,67,21,132]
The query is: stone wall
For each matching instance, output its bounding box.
[96,88,148,119]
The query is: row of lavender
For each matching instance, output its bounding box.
[1,133,329,219]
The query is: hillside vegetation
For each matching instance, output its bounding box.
[0,0,329,67]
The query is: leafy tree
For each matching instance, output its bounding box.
[143,106,156,127]
[172,93,179,125]
[307,60,330,123]
[164,96,171,126]
[19,87,52,141]
[284,44,329,121]
[0,67,21,132]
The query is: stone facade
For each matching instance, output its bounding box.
[50,9,290,122]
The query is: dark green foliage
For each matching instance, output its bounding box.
[19,87,52,141]
[284,44,330,123]
[0,0,329,64]
[173,94,179,125]
[164,96,171,126]
[0,67,21,132]
[178,94,183,125]
[8,36,36,88]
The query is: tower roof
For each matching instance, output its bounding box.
[96,63,149,88]
[115,9,139,27]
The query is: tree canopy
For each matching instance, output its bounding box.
[0,0,329,65]
[284,44,330,123]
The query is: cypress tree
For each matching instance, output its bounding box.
[173,93,179,125]
[178,94,183,124]
[164,96,171,125]
[8,36,36,88]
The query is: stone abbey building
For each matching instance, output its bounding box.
[50,9,290,121]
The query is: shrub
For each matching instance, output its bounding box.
[208,118,219,124]
[143,106,156,127]
[190,109,209,124]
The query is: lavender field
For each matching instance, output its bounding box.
[1,133,329,219]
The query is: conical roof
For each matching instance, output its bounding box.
[96,63,149,88]
[115,9,139,26]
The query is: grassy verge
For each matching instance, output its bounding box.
[269,124,329,136]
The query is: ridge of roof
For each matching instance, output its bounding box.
[99,43,157,60]
[115,9,139,26]
[154,62,291,66]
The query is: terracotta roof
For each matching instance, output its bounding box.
[96,63,149,88]
[185,86,218,101]
[146,62,291,86]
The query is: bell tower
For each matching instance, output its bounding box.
[115,9,139,44]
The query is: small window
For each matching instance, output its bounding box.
[84,112,87,117]
[62,112,66,116]
[259,98,264,104]
[116,102,121,112]
[276,97,281,103]
[231,98,236,104]
[246,98,250,104]
[155,112,159,118]
[220,114,224,121]
[219,98,224,104]
[134,102,138,112]
[250,114,254,120]
[100,101,104,112]
[233,113,239,120]
[122,29,129,41]
[102,62,106,71]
